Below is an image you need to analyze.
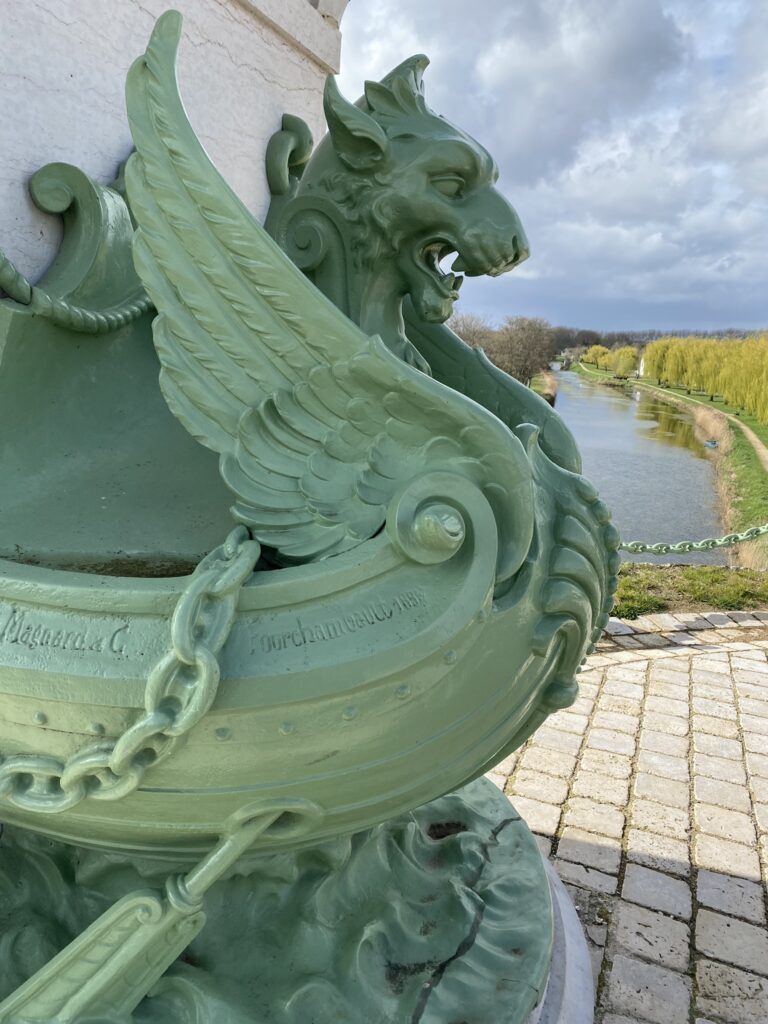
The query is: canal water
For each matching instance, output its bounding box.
[554,370,725,564]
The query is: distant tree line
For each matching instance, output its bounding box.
[582,344,640,378]
[447,313,767,392]
[644,335,768,424]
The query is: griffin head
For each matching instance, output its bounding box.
[296,56,529,325]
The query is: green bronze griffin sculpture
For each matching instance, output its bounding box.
[264,56,581,473]
[0,12,617,1024]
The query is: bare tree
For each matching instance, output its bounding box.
[447,311,495,348]
[485,316,553,385]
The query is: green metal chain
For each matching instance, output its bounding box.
[620,523,768,556]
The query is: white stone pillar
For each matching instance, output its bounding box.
[0,0,349,281]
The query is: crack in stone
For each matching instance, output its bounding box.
[410,816,516,1023]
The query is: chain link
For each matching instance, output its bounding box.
[620,522,768,555]
[0,527,260,815]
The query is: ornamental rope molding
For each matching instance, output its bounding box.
[0,527,260,814]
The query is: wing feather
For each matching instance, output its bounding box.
[126,12,535,575]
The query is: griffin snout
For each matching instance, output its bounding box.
[453,217,530,279]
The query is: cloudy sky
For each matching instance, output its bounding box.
[337,0,767,332]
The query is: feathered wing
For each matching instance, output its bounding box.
[125,12,534,575]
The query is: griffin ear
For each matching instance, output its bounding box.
[323,75,390,171]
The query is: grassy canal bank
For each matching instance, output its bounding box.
[564,361,768,616]
[571,361,768,571]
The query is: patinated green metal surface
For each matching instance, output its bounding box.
[0,779,552,1023]
[0,10,614,1021]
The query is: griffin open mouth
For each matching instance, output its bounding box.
[421,240,464,297]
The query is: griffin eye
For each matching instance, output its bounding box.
[431,175,465,198]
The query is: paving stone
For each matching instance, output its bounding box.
[527,726,583,755]
[579,667,604,683]
[586,728,636,756]
[675,612,714,630]
[692,732,743,760]
[645,694,689,718]
[695,657,731,674]
[745,754,768,784]
[632,799,689,840]
[639,729,689,757]
[553,857,617,894]
[638,750,689,782]
[565,797,625,839]
[734,643,768,656]
[754,802,768,832]
[643,711,689,737]
[569,696,596,717]
[648,613,689,632]
[519,745,577,779]
[591,710,638,735]
[734,669,768,689]
[621,863,691,920]
[697,870,766,925]
[571,770,630,806]
[735,686,768,705]
[508,769,569,806]
[744,732,768,755]
[605,664,648,681]
[557,825,621,874]
[627,828,690,876]
[507,796,561,836]
[647,679,688,701]
[636,633,671,649]
[693,668,734,686]
[741,714,768,737]
[550,710,590,735]
[634,772,689,809]
[729,612,762,627]
[695,909,768,976]
[600,694,642,716]
[751,775,768,803]
[666,631,704,647]
[694,752,747,785]
[740,697,768,718]
[692,696,737,721]
[603,680,645,701]
[606,618,636,635]
[579,749,633,779]
[486,771,506,791]
[608,954,691,1023]
[704,612,736,627]
[694,833,762,881]
[613,634,645,649]
[696,959,768,1024]
[694,803,756,845]
[613,901,690,971]
[632,616,665,634]
[694,776,751,813]
[692,714,739,739]
[694,680,737,701]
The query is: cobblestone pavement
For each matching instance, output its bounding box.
[487,610,768,1024]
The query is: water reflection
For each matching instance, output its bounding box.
[555,372,725,565]
[633,392,702,452]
